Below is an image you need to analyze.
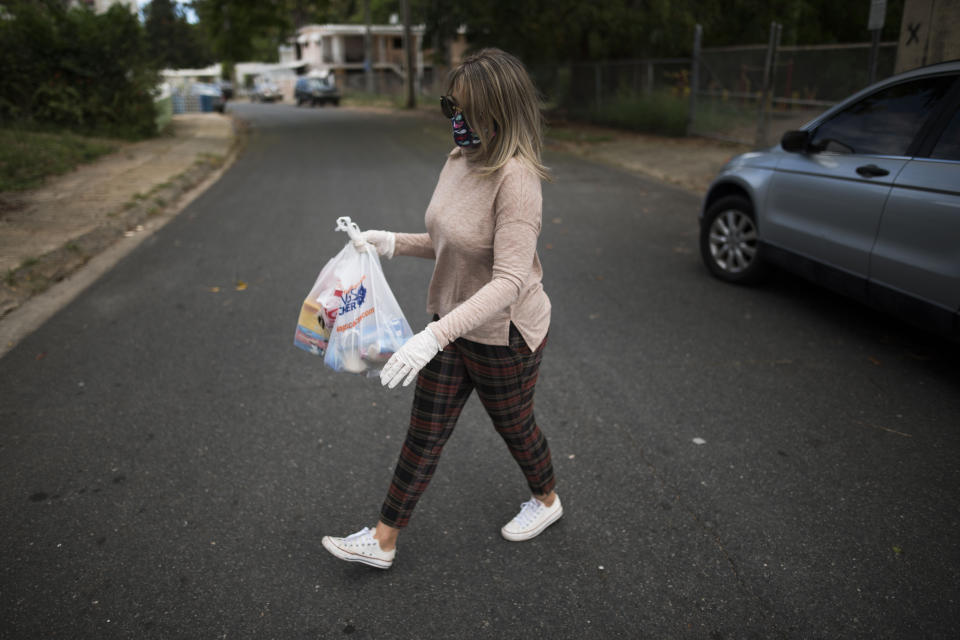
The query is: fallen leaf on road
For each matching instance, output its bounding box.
[854,419,912,438]
[868,356,881,366]
[235,281,247,291]
[545,243,553,249]
[209,286,220,293]
[552,217,563,224]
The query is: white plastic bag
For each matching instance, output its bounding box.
[294,217,413,376]
[292,255,339,356]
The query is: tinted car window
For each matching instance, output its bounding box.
[930,106,960,161]
[812,76,954,156]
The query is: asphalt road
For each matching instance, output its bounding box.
[2,102,959,639]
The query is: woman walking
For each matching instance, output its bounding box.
[322,48,560,569]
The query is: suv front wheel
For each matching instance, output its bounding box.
[699,194,764,284]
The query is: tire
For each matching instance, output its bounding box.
[699,194,765,284]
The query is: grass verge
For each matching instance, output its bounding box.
[0,128,119,192]
[572,91,689,137]
[545,127,614,144]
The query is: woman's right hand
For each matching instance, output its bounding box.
[359,230,396,259]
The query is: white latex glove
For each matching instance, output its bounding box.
[380,328,440,388]
[359,229,396,259]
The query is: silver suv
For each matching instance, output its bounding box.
[699,61,960,339]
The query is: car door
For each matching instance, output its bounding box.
[763,75,956,288]
[868,93,960,331]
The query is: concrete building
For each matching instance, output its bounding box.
[289,23,431,94]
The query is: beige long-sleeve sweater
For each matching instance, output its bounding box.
[394,147,551,351]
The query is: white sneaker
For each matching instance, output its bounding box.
[322,527,396,569]
[501,495,563,542]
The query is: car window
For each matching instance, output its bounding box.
[930,106,960,161]
[812,75,955,156]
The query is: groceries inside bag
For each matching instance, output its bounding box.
[293,217,413,375]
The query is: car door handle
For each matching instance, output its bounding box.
[856,164,890,178]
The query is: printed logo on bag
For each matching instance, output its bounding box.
[335,278,367,314]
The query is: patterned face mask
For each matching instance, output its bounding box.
[451,111,482,147]
[441,95,482,147]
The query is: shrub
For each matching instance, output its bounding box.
[0,0,159,139]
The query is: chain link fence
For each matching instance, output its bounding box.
[517,25,899,147]
[403,25,900,147]
[690,25,898,146]
[528,59,692,135]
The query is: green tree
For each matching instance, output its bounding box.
[144,0,214,69]
[418,0,904,63]
[0,0,159,137]
[190,0,295,66]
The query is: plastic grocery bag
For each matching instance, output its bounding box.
[293,217,413,375]
[292,257,339,357]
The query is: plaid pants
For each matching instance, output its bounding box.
[380,324,555,528]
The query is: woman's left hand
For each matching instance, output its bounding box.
[380,328,440,388]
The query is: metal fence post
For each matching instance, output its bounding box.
[686,24,702,137]
[868,28,881,84]
[595,63,603,110]
[755,21,781,148]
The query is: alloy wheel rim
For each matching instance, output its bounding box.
[708,209,758,274]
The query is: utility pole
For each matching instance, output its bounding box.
[402,0,415,108]
[363,0,374,93]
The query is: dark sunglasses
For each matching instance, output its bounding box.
[440,95,461,119]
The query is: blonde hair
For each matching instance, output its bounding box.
[447,48,550,181]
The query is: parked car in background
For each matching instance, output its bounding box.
[699,61,960,339]
[251,78,283,103]
[295,76,340,107]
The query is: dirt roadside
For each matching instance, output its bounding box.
[543,120,750,195]
[0,107,745,356]
[0,113,242,356]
